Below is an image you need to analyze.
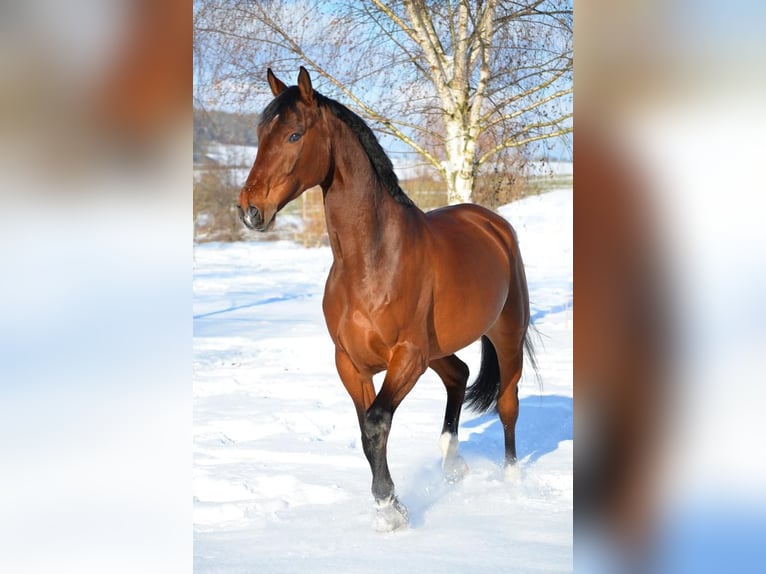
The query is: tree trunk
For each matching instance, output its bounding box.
[444,117,476,205]
[445,161,475,205]
[453,174,474,205]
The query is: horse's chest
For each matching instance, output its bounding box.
[323,261,428,372]
[336,307,395,373]
[324,288,397,373]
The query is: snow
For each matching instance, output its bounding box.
[193,187,572,572]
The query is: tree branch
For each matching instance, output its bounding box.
[493,0,572,27]
[477,114,573,166]
[467,0,497,141]
[481,58,572,121]
[483,86,572,131]
[402,0,455,109]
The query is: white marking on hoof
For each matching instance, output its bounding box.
[439,432,455,459]
[373,497,409,532]
[439,432,469,482]
[504,463,522,482]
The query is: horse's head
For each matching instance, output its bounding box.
[238,67,330,231]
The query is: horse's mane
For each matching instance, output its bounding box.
[260,87,415,207]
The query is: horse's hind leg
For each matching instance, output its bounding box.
[429,354,470,481]
[495,346,524,480]
[487,307,527,480]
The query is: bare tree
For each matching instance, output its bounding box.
[195,0,572,204]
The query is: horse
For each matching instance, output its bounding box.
[238,67,538,531]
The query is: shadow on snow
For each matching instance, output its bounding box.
[460,394,573,465]
[401,394,572,527]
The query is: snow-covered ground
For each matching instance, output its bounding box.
[193,188,572,573]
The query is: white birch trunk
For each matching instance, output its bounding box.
[444,116,476,205]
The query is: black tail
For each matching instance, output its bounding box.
[464,336,501,412]
[464,331,542,413]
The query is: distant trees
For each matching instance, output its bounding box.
[194,108,259,241]
[193,108,260,162]
[194,0,572,205]
[193,166,242,242]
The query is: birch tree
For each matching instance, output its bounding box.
[195,0,572,204]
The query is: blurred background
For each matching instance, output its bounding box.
[1,0,765,572]
[576,0,766,572]
[0,1,191,573]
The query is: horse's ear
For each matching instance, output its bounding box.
[297,66,315,106]
[267,68,287,96]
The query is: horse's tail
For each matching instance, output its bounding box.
[524,324,544,393]
[464,336,501,412]
[464,330,542,413]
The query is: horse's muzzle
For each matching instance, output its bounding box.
[238,204,271,231]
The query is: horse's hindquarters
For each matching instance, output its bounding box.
[426,206,522,355]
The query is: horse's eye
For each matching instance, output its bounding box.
[288,133,302,143]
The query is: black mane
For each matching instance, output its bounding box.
[260,87,415,207]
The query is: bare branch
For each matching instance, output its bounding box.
[482,58,572,121]
[402,0,454,108]
[477,113,573,166]
[493,0,573,27]
[483,86,572,131]
[467,0,497,140]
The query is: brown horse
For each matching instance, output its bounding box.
[238,67,537,531]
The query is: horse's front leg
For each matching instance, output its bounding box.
[335,348,399,530]
[362,341,427,531]
[335,348,375,429]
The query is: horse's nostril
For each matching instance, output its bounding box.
[247,205,263,226]
[238,203,264,230]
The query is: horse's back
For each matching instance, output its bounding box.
[425,203,519,261]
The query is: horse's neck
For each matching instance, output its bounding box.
[322,133,411,267]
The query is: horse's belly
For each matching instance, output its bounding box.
[431,281,508,355]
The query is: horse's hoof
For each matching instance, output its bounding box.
[504,463,522,482]
[443,455,469,483]
[373,497,409,532]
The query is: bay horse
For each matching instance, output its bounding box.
[238,67,538,531]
